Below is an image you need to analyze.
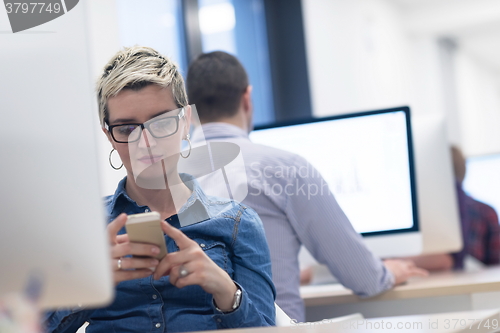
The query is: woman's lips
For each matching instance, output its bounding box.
[138,155,164,164]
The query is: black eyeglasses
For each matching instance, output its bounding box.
[106,108,185,143]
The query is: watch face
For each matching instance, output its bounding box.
[232,288,242,309]
[215,287,242,313]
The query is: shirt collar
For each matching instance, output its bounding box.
[192,122,249,143]
[109,173,210,227]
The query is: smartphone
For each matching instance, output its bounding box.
[126,212,168,260]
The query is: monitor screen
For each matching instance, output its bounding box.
[251,107,419,236]
[464,153,500,218]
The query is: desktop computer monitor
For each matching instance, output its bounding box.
[411,115,462,254]
[0,5,113,309]
[251,106,422,258]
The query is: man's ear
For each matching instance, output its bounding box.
[242,85,254,133]
[242,85,253,113]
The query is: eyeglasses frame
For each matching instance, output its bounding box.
[105,107,185,144]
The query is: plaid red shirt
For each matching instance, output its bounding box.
[453,183,500,268]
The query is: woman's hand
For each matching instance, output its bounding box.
[154,221,237,312]
[107,213,161,285]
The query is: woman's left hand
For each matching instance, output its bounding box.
[154,221,238,312]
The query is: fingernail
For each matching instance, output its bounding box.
[151,259,159,266]
[151,247,160,254]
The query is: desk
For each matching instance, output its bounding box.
[191,309,500,333]
[301,266,500,321]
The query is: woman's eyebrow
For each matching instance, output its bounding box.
[150,109,177,119]
[109,117,137,124]
[110,109,177,125]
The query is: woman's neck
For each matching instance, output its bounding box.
[125,173,192,220]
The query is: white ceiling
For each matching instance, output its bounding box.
[389,0,500,72]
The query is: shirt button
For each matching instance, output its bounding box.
[200,243,206,248]
[217,319,222,323]
[152,294,157,300]
[155,323,161,328]
[145,208,150,212]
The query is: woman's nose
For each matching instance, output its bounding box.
[138,128,157,148]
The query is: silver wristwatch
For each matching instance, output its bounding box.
[215,286,242,313]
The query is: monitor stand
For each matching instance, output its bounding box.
[363,232,423,259]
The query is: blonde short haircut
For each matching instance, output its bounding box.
[96,46,188,126]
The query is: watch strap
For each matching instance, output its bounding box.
[214,284,242,313]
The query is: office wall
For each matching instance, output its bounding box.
[301,0,500,157]
[300,0,452,119]
[455,53,500,156]
[402,0,500,157]
[301,0,415,117]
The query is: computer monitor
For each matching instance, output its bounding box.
[464,153,500,219]
[251,106,422,258]
[0,6,113,309]
[411,115,462,254]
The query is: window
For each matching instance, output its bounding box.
[115,0,311,125]
[197,0,274,125]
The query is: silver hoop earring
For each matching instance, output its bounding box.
[180,134,192,159]
[109,148,123,170]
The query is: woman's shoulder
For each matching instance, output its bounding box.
[203,194,263,228]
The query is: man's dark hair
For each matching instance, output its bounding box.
[187,51,249,122]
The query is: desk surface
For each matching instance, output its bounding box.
[192,309,500,333]
[301,266,500,307]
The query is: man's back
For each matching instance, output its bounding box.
[194,123,394,321]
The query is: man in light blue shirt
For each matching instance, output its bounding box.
[187,51,428,322]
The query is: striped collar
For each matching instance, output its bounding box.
[192,122,249,143]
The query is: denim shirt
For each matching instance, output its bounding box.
[44,175,276,333]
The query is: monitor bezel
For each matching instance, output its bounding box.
[253,105,419,237]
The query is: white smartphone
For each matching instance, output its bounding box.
[126,212,168,260]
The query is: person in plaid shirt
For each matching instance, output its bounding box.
[451,146,500,268]
[409,146,500,270]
